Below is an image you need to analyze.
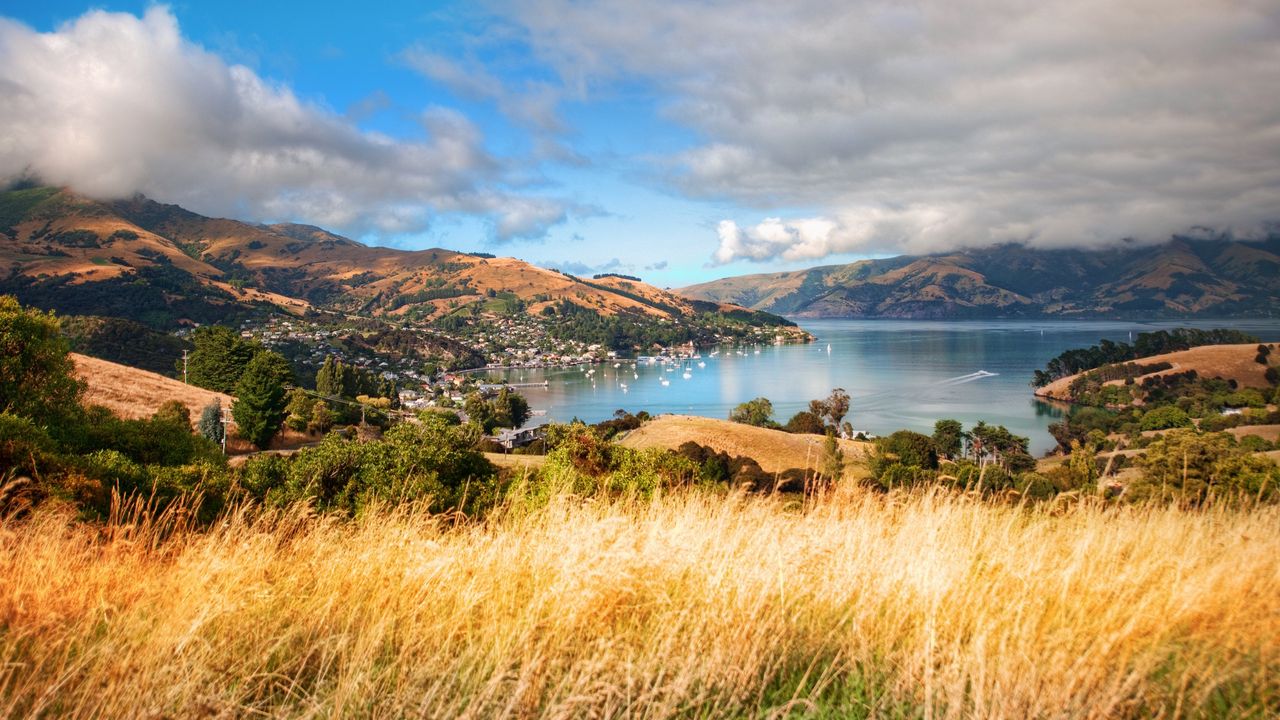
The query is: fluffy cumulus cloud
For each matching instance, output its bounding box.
[501,0,1280,262]
[0,7,568,240]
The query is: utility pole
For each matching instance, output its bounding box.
[182,349,189,384]
[221,405,230,455]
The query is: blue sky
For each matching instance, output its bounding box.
[2,1,1277,286]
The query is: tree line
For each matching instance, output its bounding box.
[1032,328,1259,387]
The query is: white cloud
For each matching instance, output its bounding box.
[501,0,1280,262]
[0,7,569,241]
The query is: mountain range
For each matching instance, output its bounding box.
[0,186,785,331]
[681,238,1280,319]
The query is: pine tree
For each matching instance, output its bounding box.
[232,352,290,449]
[316,356,340,397]
[185,326,258,393]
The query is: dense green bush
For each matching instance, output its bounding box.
[241,416,498,515]
[1139,405,1193,431]
[869,430,939,490]
[0,295,84,426]
[540,423,701,496]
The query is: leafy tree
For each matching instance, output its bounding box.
[232,352,290,449]
[464,392,494,432]
[1139,405,1193,431]
[308,401,335,435]
[185,326,259,393]
[968,421,1033,471]
[197,400,224,447]
[492,388,529,429]
[1066,439,1099,489]
[876,430,939,470]
[784,410,826,434]
[729,397,776,428]
[153,400,190,428]
[284,388,315,432]
[932,419,964,459]
[821,388,850,428]
[0,295,83,423]
[463,388,530,433]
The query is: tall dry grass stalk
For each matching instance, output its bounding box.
[1,484,1277,718]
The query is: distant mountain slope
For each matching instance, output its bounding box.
[0,187,788,332]
[680,239,1280,319]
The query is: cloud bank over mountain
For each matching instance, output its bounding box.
[501,0,1280,262]
[0,7,569,241]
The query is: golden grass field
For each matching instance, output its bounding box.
[2,483,1277,718]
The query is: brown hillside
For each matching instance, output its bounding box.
[1035,343,1276,403]
[72,352,231,426]
[3,188,775,325]
[619,414,871,481]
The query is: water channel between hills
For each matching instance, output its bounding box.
[482,319,1280,456]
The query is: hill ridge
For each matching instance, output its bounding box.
[680,238,1280,319]
[0,187,792,334]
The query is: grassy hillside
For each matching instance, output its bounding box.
[619,414,870,481]
[2,489,1276,717]
[681,238,1280,319]
[72,352,231,425]
[1036,343,1277,403]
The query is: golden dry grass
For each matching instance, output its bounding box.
[1227,424,1280,443]
[484,451,547,470]
[2,487,1275,718]
[1036,343,1276,401]
[620,414,871,480]
[72,352,232,427]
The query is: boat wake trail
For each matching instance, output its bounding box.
[851,370,999,412]
[934,370,999,386]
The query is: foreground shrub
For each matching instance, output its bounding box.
[540,423,702,496]
[242,415,498,515]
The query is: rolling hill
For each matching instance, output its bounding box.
[0,186,793,334]
[1033,343,1277,404]
[680,239,1280,319]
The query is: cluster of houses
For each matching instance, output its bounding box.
[463,315,609,368]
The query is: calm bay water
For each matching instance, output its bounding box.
[484,319,1280,455]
